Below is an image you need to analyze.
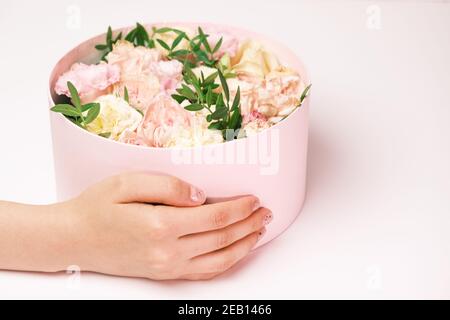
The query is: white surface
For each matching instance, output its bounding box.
[0,0,449,299]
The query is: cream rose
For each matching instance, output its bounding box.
[164,111,224,148]
[86,94,143,141]
[231,40,281,80]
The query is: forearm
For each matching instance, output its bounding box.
[0,200,79,273]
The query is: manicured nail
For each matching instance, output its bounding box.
[190,186,204,202]
[257,229,266,241]
[263,212,273,225]
[253,199,261,212]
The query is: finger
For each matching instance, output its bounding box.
[104,172,206,206]
[180,208,272,257]
[160,195,260,235]
[178,272,220,281]
[186,229,265,274]
[205,195,246,204]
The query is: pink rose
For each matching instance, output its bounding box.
[134,95,192,147]
[150,60,184,92]
[55,63,120,103]
[106,40,161,75]
[258,70,304,117]
[107,41,183,112]
[228,70,304,120]
[242,110,267,126]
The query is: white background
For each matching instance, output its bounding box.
[0,0,449,299]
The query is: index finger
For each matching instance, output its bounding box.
[160,195,261,236]
[100,172,206,207]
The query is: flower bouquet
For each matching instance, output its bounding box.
[49,22,311,246]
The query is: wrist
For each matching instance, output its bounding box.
[0,200,86,273]
[38,199,88,272]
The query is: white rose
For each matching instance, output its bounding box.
[164,113,224,148]
[86,94,143,141]
[231,40,281,79]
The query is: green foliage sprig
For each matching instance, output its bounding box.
[125,23,155,48]
[96,23,156,62]
[95,26,122,61]
[153,26,225,70]
[279,83,312,121]
[51,81,100,129]
[300,84,312,104]
[172,68,242,140]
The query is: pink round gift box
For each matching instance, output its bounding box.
[48,23,310,247]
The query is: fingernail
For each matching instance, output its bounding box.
[263,211,273,225]
[190,186,204,202]
[253,199,261,212]
[257,229,266,241]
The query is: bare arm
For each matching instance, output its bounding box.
[0,173,272,280]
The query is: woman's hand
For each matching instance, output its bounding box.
[0,173,272,280]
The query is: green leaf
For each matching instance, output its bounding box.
[198,27,212,53]
[154,27,185,35]
[95,44,107,50]
[191,81,204,101]
[218,70,230,102]
[204,71,218,85]
[170,49,190,57]
[67,82,81,110]
[106,26,112,43]
[232,86,241,111]
[206,87,213,106]
[172,94,186,104]
[125,28,136,41]
[157,39,171,51]
[125,23,153,48]
[98,132,111,138]
[300,83,312,104]
[184,66,199,86]
[211,107,228,120]
[206,114,212,122]
[208,121,222,130]
[212,37,223,54]
[124,87,129,103]
[184,103,204,111]
[216,93,225,108]
[51,104,81,117]
[200,71,206,83]
[135,108,144,116]
[180,84,197,101]
[171,32,186,50]
[114,32,122,42]
[225,71,237,79]
[190,39,201,52]
[137,23,150,44]
[84,103,101,124]
[195,50,212,65]
[154,27,173,33]
[81,103,97,112]
[229,108,242,130]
